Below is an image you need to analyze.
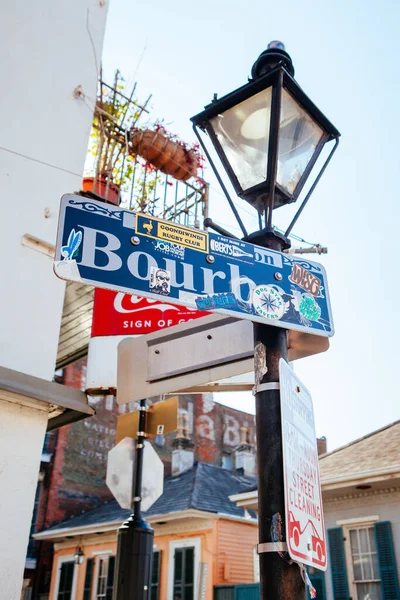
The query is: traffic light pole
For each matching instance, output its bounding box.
[252,232,305,600]
[113,399,154,600]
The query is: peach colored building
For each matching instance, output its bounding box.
[36,444,259,600]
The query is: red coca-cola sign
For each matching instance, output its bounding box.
[91,288,208,337]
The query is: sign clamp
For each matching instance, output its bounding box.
[255,382,280,393]
[257,542,288,554]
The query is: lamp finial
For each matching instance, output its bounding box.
[251,42,294,79]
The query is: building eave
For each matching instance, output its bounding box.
[229,491,258,509]
[0,366,94,429]
[320,466,400,489]
[229,468,400,510]
[33,508,256,541]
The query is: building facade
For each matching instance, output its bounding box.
[231,420,400,600]
[27,358,257,599]
[0,2,108,598]
[35,446,259,600]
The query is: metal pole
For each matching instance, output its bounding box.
[254,234,305,600]
[113,399,154,600]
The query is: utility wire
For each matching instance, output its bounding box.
[0,145,82,179]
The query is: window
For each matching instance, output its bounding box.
[349,527,381,600]
[168,538,200,600]
[27,480,42,559]
[222,454,231,470]
[151,551,161,600]
[328,521,400,600]
[95,556,115,600]
[173,547,195,600]
[57,562,74,600]
[83,558,94,600]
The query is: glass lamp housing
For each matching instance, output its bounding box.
[192,65,339,214]
[74,548,84,565]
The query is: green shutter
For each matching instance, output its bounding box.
[151,551,161,600]
[106,556,115,600]
[309,571,326,600]
[83,558,94,600]
[374,521,400,600]
[328,528,349,600]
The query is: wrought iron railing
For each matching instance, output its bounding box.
[120,167,208,228]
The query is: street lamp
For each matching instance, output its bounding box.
[74,547,84,565]
[191,42,340,600]
[191,41,340,241]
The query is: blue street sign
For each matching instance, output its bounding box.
[54,196,334,337]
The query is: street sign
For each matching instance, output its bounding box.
[106,438,164,511]
[86,289,208,394]
[116,396,179,444]
[91,288,209,337]
[279,359,326,570]
[106,437,136,510]
[117,313,329,404]
[54,195,333,337]
[141,441,164,512]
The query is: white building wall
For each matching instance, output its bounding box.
[0,2,108,597]
[0,398,49,600]
[323,489,400,600]
[0,0,108,380]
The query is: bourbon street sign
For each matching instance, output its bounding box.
[54,195,334,337]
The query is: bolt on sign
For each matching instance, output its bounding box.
[54,195,333,337]
[279,359,326,570]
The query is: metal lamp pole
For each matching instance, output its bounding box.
[195,39,339,600]
[251,234,304,599]
[113,399,154,600]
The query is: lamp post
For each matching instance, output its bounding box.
[191,42,340,600]
[113,399,154,600]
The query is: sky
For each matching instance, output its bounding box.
[100,0,400,452]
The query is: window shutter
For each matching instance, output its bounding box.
[106,556,116,600]
[83,558,94,600]
[374,521,400,600]
[328,528,349,600]
[309,571,326,600]
[151,550,161,600]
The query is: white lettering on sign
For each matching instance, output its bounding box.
[280,359,326,571]
[197,415,215,441]
[79,226,122,271]
[223,415,240,447]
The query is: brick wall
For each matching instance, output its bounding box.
[45,360,256,529]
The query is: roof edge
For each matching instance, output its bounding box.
[319,419,400,460]
[34,508,258,541]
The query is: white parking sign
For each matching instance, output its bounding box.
[279,359,326,570]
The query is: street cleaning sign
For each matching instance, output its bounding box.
[54,195,333,337]
[279,359,326,570]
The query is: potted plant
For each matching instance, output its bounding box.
[130,123,204,182]
[84,71,204,209]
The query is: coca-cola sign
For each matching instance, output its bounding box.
[91,288,208,337]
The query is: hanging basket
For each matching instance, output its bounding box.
[130,128,199,182]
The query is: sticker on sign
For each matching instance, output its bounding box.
[279,359,326,570]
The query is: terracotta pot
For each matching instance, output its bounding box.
[82,177,121,205]
[130,129,198,182]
